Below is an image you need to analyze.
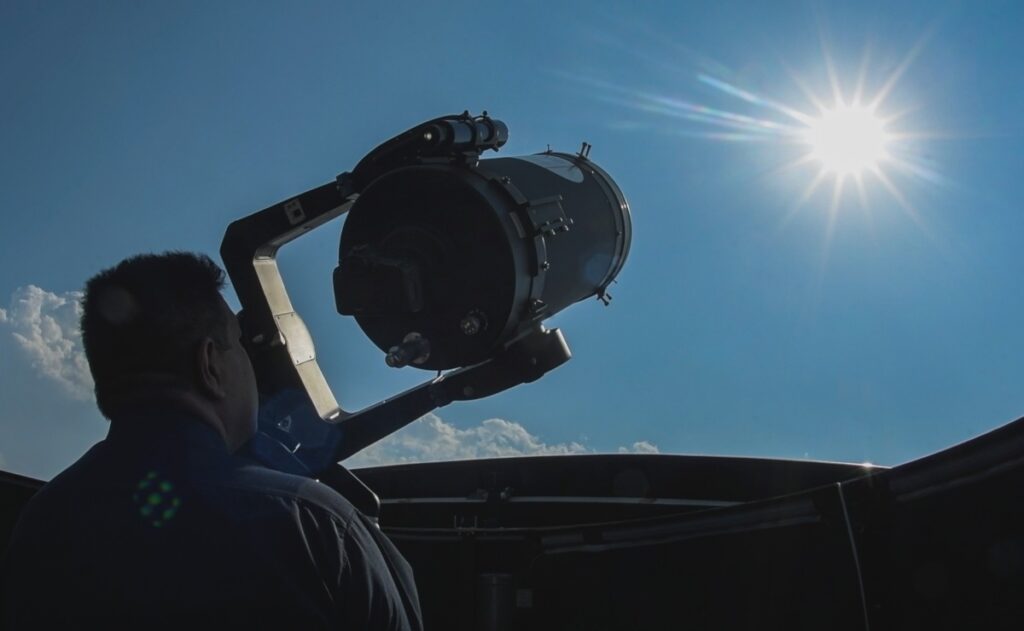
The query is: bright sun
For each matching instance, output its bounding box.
[597,44,937,231]
[805,105,889,176]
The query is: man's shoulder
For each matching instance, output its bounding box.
[20,439,361,529]
[222,462,360,525]
[13,443,105,518]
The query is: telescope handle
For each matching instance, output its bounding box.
[329,327,570,463]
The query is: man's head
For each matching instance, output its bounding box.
[81,252,258,451]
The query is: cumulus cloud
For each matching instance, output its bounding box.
[0,285,661,468]
[618,440,660,454]
[345,413,589,467]
[1,285,94,400]
[345,413,659,467]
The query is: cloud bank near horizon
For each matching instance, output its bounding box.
[2,285,659,471]
[344,413,659,468]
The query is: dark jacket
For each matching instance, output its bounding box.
[1,407,422,629]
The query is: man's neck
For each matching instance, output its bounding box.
[104,378,232,450]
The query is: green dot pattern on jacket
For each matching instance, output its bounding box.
[131,470,182,528]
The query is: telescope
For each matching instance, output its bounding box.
[221,112,631,475]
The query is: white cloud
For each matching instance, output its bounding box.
[0,285,662,469]
[2,285,94,400]
[345,413,659,467]
[345,413,589,467]
[618,440,660,454]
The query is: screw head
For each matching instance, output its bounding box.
[460,315,482,336]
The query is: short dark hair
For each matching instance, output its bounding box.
[81,252,230,417]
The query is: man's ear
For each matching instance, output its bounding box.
[195,337,227,400]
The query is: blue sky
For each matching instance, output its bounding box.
[3,0,1024,479]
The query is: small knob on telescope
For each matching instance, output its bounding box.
[386,332,431,368]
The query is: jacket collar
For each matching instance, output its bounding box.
[106,398,230,456]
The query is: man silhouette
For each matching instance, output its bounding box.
[2,252,421,629]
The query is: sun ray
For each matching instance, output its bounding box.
[868,27,934,110]
[885,129,952,141]
[877,104,929,128]
[592,92,777,137]
[826,175,846,242]
[814,174,846,290]
[854,173,870,216]
[870,166,929,236]
[763,152,821,178]
[852,44,873,105]
[783,61,829,113]
[630,99,790,135]
[885,155,945,186]
[853,172,880,245]
[697,74,815,125]
[644,93,799,133]
[776,167,828,232]
[818,33,845,105]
